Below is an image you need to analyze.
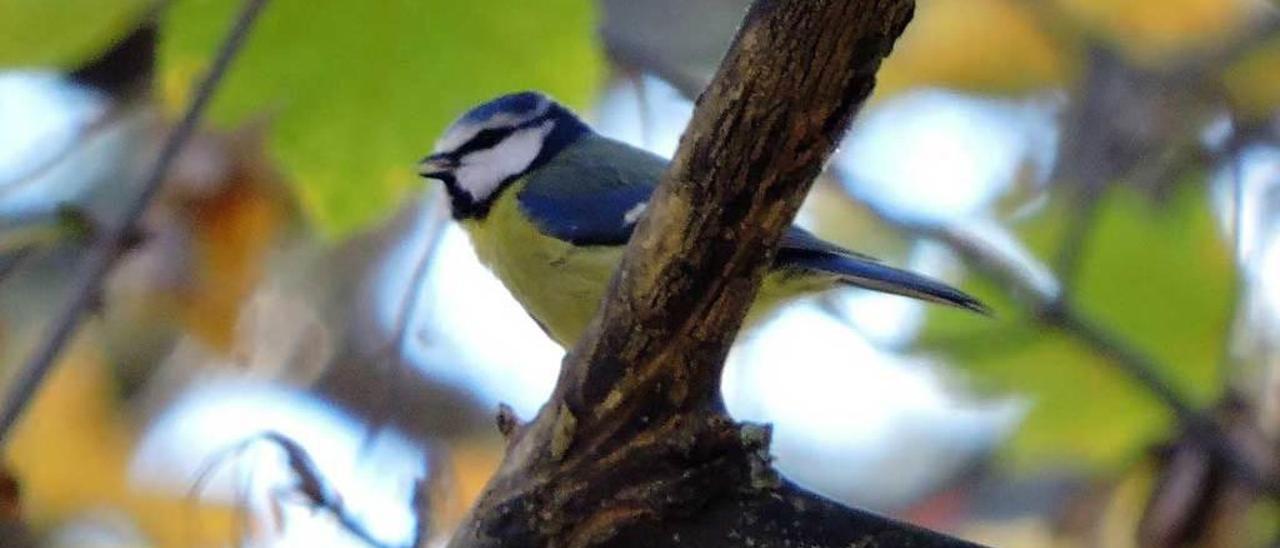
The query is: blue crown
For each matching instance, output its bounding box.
[461,91,548,124]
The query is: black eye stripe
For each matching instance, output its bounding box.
[454,126,517,158]
[448,110,564,160]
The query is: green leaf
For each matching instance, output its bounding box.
[161,0,601,235]
[923,184,1232,468]
[1075,187,1232,381]
[0,0,150,67]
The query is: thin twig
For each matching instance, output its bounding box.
[1046,303,1199,422]
[851,191,1280,497]
[362,194,450,451]
[0,0,271,445]
[187,432,391,548]
[0,14,156,195]
[0,112,120,199]
[1051,186,1104,292]
[1049,304,1280,495]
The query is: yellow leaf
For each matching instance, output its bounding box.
[879,0,1070,97]
[1056,0,1252,63]
[5,344,237,545]
[431,438,503,538]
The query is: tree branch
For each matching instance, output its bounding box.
[448,1,976,546]
[0,0,271,444]
[851,208,1280,499]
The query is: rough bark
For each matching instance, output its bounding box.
[446,1,976,546]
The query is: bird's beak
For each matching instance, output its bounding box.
[417,153,456,180]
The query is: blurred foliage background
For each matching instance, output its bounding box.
[1,0,1279,546]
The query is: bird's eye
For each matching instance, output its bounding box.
[456,127,516,156]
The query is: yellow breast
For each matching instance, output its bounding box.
[461,182,623,347]
[460,180,836,348]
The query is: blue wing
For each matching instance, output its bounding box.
[517,184,654,246]
[518,134,987,313]
[518,134,665,246]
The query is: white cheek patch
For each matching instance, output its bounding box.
[454,121,554,202]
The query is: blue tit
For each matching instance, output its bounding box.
[418,91,986,348]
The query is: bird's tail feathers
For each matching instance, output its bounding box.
[815,254,990,314]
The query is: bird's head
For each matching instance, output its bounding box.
[419,91,590,219]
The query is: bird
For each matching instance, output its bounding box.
[418,91,987,348]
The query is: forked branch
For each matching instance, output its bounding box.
[447,1,974,547]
